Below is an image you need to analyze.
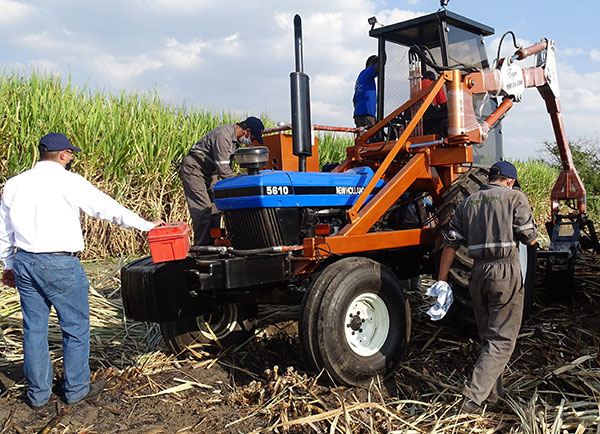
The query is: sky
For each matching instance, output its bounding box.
[2,0,599,159]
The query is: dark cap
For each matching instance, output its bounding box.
[39,133,82,152]
[244,116,264,144]
[490,160,517,180]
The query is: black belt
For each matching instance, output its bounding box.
[17,249,76,256]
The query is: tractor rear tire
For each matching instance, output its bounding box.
[160,303,257,355]
[299,257,410,386]
[435,167,536,324]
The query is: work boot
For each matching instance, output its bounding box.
[27,400,52,412]
[459,397,482,415]
[487,377,505,405]
[68,379,107,406]
[487,390,504,405]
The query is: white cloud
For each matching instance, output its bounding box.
[274,12,290,30]
[217,33,241,57]
[15,32,90,57]
[90,55,163,83]
[16,32,61,52]
[560,47,585,56]
[136,0,213,13]
[0,0,33,24]
[162,38,207,69]
[27,59,60,74]
[591,49,600,62]
[61,27,74,37]
[311,100,348,124]
[161,33,241,69]
[7,59,60,75]
[375,9,421,28]
[555,64,600,137]
[312,74,349,100]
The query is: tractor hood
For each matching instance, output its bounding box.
[214,167,386,210]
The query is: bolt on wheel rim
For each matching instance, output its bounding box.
[344,292,390,357]
[197,304,239,340]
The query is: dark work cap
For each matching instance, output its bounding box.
[490,160,517,180]
[244,116,264,144]
[39,132,82,152]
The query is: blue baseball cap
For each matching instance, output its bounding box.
[39,132,82,152]
[490,160,517,180]
[244,116,264,144]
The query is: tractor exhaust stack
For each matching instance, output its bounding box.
[290,14,312,172]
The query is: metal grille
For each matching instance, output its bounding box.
[223,208,284,250]
[382,41,444,119]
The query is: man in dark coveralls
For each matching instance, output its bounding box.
[180,117,265,246]
[435,161,538,412]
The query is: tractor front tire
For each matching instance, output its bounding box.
[299,257,410,386]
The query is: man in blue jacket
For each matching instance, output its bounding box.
[352,55,378,130]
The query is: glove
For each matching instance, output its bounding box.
[426,280,453,321]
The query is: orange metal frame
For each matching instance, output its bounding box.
[297,40,585,261]
[302,76,467,260]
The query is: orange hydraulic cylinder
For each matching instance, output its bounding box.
[446,70,465,136]
[514,40,547,60]
[480,98,514,136]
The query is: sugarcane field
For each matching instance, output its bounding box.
[2,1,600,433]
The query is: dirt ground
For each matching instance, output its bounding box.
[0,254,598,433]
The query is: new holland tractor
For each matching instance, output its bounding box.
[120,8,597,386]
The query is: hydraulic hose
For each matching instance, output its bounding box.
[494,31,520,67]
[189,245,303,257]
[408,45,474,73]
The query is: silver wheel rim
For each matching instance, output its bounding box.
[344,292,390,357]
[196,304,239,341]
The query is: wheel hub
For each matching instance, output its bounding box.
[347,313,363,331]
[344,292,390,357]
[196,303,239,340]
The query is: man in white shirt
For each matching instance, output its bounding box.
[0,132,163,409]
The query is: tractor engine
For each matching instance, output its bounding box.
[214,163,386,249]
[213,146,433,249]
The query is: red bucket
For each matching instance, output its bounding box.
[148,222,190,263]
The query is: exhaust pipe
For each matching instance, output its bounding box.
[290,14,312,172]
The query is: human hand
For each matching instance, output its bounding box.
[2,269,16,288]
[428,280,450,294]
[425,280,453,321]
[152,219,166,228]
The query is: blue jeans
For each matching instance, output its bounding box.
[13,250,91,406]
